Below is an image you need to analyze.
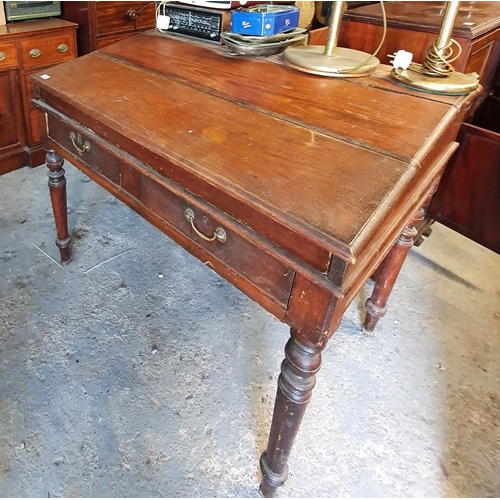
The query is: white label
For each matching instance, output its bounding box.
[157,14,170,30]
[40,74,51,80]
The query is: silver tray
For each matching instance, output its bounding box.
[221,29,307,57]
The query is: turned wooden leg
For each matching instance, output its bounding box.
[46,149,71,262]
[363,206,425,332]
[259,332,322,497]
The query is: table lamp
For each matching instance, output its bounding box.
[283,1,381,77]
[391,1,479,95]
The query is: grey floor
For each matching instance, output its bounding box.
[0,162,499,498]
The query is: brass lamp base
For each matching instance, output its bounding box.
[284,45,380,77]
[391,67,479,95]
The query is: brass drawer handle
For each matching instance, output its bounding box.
[0,52,6,62]
[29,48,41,58]
[58,43,68,53]
[184,208,226,243]
[69,131,91,154]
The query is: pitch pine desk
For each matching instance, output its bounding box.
[31,32,478,496]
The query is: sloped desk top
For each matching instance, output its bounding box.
[31,32,478,496]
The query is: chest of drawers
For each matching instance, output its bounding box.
[0,19,77,174]
[61,1,157,55]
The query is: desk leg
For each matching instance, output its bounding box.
[364,207,425,331]
[260,332,322,497]
[46,149,71,262]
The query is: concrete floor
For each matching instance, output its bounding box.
[0,162,499,498]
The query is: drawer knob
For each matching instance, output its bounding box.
[0,52,6,61]
[58,43,69,53]
[126,9,138,20]
[184,208,226,243]
[29,48,41,58]
[69,131,91,154]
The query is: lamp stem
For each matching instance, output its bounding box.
[324,1,345,57]
[436,0,460,53]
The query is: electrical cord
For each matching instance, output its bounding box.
[392,37,463,77]
[419,38,462,76]
[338,0,387,74]
[156,1,170,34]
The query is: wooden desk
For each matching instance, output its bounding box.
[31,32,478,496]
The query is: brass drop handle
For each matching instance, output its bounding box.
[0,52,6,62]
[29,48,41,58]
[184,208,226,243]
[57,43,68,53]
[69,131,91,154]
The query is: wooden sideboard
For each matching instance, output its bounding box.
[337,1,500,92]
[429,82,500,254]
[60,1,157,56]
[0,19,77,175]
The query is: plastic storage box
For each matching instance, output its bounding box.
[230,4,300,37]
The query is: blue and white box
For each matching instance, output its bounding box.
[230,5,300,37]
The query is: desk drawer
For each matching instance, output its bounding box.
[140,176,295,308]
[21,33,76,69]
[47,113,295,313]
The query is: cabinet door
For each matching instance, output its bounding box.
[0,70,26,170]
[24,70,46,145]
[430,122,500,254]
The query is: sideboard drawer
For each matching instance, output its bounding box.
[0,42,16,69]
[21,33,76,69]
[96,1,157,36]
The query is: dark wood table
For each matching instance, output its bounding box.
[31,32,478,496]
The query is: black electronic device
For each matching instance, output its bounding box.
[157,2,230,43]
[4,1,61,21]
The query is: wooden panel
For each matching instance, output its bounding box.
[0,70,24,151]
[336,23,470,71]
[60,2,97,55]
[340,1,500,39]
[0,18,76,37]
[0,42,16,69]
[20,32,76,69]
[101,34,453,164]
[97,32,137,50]
[465,29,500,88]
[430,122,500,254]
[24,70,41,144]
[96,1,156,36]
[61,1,156,56]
